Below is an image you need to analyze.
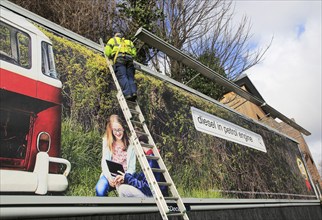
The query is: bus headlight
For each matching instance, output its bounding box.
[37,132,51,153]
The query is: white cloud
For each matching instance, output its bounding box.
[233,1,321,169]
[233,1,320,42]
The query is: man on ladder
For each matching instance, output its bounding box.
[105,32,137,101]
[100,32,189,219]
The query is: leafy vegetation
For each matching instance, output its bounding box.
[61,119,101,196]
[12,0,271,100]
[43,29,314,199]
[181,51,227,100]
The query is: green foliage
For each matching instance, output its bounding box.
[61,118,101,196]
[117,0,163,33]
[178,187,222,198]
[182,51,227,100]
[135,73,313,199]
[0,25,11,54]
[42,29,121,131]
[116,0,164,64]
[135,74,226,192]
[43,29,314,199]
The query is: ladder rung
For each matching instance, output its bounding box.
[140,142,154,148]
[167,213,184,217]
[129,109,140,115]
[126,100,137,105]
[146,155,159,160]
[151,168,165,173]
[131,120,144,126]
[158,182,172,186]
[164,197,179,201]
[135,130,149,137]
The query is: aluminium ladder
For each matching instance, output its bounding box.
[100,39,189,220]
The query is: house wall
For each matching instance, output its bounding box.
[221,86,267,121]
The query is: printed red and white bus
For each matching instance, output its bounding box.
[0,7,70,194]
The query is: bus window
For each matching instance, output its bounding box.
[0,21,30,68]
[41,42,58,78]
[0,24,11,55]
[0,22,16,64]
[17,32,31,68]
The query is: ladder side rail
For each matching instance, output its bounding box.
[122,106,169,213]
[105,58,123,93]
[99,39,125,99]
[117,91,170,217]
[99,39,170,218]
[130,137,170,219]
[108,66,170,216]
[100,39,133,120]
[99,39,188,219]
[134,105,188,215]
[134,105,180,195]
[116,93,133,124]
[148,143,187,215]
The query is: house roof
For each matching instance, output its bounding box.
[234,74,265,102]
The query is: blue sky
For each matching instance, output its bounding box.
[233,0,322,174]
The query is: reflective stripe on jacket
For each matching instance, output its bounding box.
[104,36,136,58]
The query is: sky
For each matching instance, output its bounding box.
[232,0,321,175]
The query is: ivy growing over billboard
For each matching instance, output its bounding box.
[44,29,315,199]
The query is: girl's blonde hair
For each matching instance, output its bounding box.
[104,114,128,152]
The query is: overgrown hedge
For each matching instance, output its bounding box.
[43,30,315,199]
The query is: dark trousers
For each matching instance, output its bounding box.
[114,56,137,97]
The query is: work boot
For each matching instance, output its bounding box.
[125,95,132,101]
[131,93,137,101]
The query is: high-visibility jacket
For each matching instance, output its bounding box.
[104,36,136,60]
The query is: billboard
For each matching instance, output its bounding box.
[1,24,316,200]
[44,30,316,200]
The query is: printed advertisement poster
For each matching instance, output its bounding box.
[0,22,315,200]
